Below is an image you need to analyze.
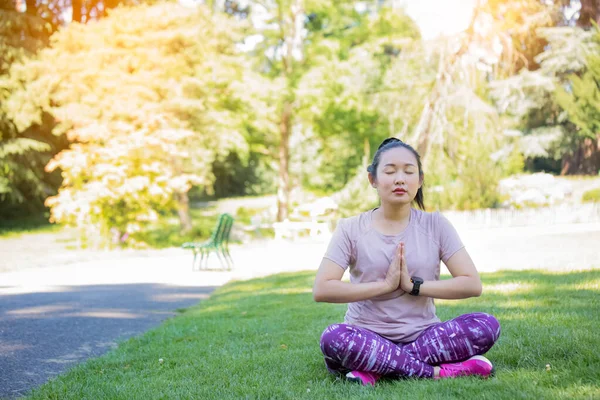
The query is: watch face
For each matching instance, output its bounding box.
[412,276,424,284]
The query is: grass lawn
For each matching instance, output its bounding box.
[0,213,62,238]
[25,269,599,400]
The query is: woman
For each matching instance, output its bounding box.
[313,138,501,386]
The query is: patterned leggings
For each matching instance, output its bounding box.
[320,312,501,379]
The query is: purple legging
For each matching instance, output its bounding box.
[320,312,501,379]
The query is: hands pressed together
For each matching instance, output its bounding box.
[384,242,414,294]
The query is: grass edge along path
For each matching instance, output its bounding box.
[25,269,600,400]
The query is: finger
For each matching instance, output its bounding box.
[401,243,406,270]
[400,242,404,262]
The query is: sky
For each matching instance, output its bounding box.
[176,0,479,41]
[398,0,478,40]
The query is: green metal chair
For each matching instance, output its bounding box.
[182,213,234,271]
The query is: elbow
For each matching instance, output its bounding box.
[313,285,325,302]
[471,279,483,297]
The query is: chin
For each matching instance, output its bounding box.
[386,197,412,205]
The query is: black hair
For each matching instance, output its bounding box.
[367,138,425,210]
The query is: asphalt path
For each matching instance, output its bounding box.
[0,283,217,399]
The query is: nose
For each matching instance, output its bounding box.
[395,172,405,185]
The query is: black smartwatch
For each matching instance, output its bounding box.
[409,276,424,296]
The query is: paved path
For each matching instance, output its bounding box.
[1,223,599,398]
[0,240,326,399]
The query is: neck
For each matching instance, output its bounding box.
[377,203,412,222]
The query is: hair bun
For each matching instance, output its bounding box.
[378,137,403,150]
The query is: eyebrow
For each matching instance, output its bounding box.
[383,163,417,168]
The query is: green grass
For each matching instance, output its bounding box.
[0,213,63,238]
[582,188,600,203]
[25,269,600,400]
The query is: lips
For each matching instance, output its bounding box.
[393,189,407,194]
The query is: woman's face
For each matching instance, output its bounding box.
[371,146,423,206]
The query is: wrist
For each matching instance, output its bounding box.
[380,280,396,295]
[401,278,413,293]
[408,276,424,296]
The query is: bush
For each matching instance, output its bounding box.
[425,146,504,211]
[332,167,379,218]
[582,188,600,203]
[130,213,220,249]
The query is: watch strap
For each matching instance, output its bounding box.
[409,277,423,296]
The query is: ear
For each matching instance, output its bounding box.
[419,173,424,189]
[368,172,376,188]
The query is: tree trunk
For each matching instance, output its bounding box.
[0,0,16,11]
[25,0,36,15]
[578,0,600,27]
[410,6,481,161]
[175,191,193,233]
[72,0,82,23]
[101,0,118,17]
[277,101,292,222]
[275,0,302,222]
[560,135,600,175]
[362,136,370,167]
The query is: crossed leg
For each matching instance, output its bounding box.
[320,312,501,379]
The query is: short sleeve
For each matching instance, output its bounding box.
[323,218,353,270]
[437,213,465,263]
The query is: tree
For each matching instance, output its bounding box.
[490,26,599,174]
[295,6,421,193]
[7,3,249,242]
[0,0,57,214]
[555,27,600,174]
[244,1,425,219]
[1,0,140,219]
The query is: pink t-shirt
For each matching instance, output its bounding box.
[323,207,465,343]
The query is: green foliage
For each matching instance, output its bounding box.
[490,26,600,175]
[296,7,420,196]
[0,8,56,214]
[582,188,600,202]
[555,27,600,143]
[202,149,277,199]
[4,0,600,227]
[7,3,250,244]
[0,212,61,238]
[25,269,600,399]
[131,210,221,249]
[503,144,526,177]
[425,116,505,211]
[480,0,560,74]
[333,167,379,218]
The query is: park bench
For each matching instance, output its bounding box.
[182,213,234,271]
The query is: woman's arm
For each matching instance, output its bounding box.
[313,254,400,303]
[400,247,482,300]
